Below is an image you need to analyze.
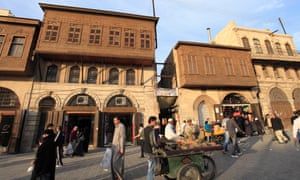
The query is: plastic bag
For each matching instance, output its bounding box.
[27,165,34,173]
[66,143,73,155]
[100,148,112,171]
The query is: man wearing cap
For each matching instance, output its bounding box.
[184,119,194,140]
[165,118,181,141]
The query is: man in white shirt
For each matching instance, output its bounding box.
[165,118,182,141]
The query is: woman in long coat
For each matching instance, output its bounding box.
[31,129,56,180]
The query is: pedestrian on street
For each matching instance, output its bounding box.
[226,116,244,158]
[54,126,64,167]
[270,113,288,144]
[143,116,159,180]
[67,125,78,156]
[111,117,126,180]
[292,113,300,149]
[134,123,144,158]
[204,120,212,142]
[31,129,56,180]
[73,129,85,157]
[222,114,231,153]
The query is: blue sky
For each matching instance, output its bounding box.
[1,0,300,64]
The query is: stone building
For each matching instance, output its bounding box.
[214,21,300,127]
[0,13,40,153]
[159,41,259,127]
[16,3,159,152]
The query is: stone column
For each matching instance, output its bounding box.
[254,64,263,79]
[266,66,274,79]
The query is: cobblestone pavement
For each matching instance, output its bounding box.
[1,130,299,180]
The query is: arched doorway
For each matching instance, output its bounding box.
[198,101,209,126]
[36,97,56,144]
[64,94,97,152]
[0,87,20,153]
[221,93,250,116]
[103,95,137,144]
[293,88,300,110]
[270,87,293,127]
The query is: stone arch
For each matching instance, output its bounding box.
[222,93,249,104]
[63,89,101,108]
[269,87,292,127]
[103,90,138,109]
[193,95,217,125]
[293,88,300,110]
[220,92,251,119]
[35,96,56,143]
[34,93,61,110]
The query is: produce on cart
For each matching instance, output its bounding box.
[154,135,223,180]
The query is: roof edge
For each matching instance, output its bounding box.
[39,3,159,24]
[174,41,251,51]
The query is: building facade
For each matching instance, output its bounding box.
[13,3,159,152]
[159,41,260,127]
[214,21,300,127]
[0,13,40,153]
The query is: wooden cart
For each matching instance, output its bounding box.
[154,144,223,180]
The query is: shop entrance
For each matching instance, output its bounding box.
[67,114,94,152]
[0,115,14,152]
[105,113,133,144]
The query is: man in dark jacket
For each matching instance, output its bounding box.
[271,113,288,144]
[143,116,159,180]
[31,129,56,180]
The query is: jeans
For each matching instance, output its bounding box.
[146,153,155,180]
[231,135,240,155]
[223,131,229,151]
[139,140,144,157]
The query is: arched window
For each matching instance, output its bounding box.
[87,67,97,84]
[126,69,135,85]
[253,39,263,54]
[0,87,19,108]
[241,37,250,48]
[69,65,80,83]
[45,65,58,82]
[264,40,274,55]
[275,42,283,55]
[285,43,293,56]
[109,68,119,85]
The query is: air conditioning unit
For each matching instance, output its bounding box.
[76,96,89,105]
[115,97,126,106]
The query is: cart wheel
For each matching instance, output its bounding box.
[176,163,201,180]
[201,155,216,180]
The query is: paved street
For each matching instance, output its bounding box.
[1,131,299,180]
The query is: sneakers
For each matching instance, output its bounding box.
[222,150,228,154]
[231,154,239,158]
[238,152,242,156]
